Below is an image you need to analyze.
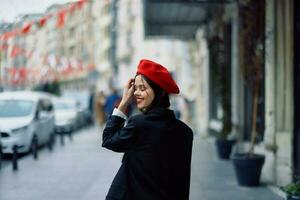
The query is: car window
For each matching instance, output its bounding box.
[37,101,43,112]
[54,101,76,110]
[62,92,89,109]
[0,100,34,117]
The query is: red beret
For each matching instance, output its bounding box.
[137,59,179,94]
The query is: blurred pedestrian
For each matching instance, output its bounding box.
[170,94,190,124]
[103,88,121,118]
[102,59,193,200]
[88,85,96,124]
[95,91,106,127]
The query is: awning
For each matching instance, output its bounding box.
[144,0,232,39]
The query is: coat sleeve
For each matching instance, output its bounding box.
[102,115,137,152]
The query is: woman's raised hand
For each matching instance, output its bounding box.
[117,78,135,114]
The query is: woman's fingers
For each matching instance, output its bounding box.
[128,83,134,94]
[121,78,135,102]
[127,80,134,96]
[127,78,135,89]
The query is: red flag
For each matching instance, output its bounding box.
[57,9,67,28]
[10,46,25,58]
[39,15,51,27]
[0,44,8,51]
[77,0,88,9]
[19,67,27,83]
[21,23,32,34]
[1,31,16,40]
[69,3,77,13]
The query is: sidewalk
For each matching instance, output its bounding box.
[190,137,282,200]
[0,126,282,200]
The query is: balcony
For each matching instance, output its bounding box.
[143,0,232,39]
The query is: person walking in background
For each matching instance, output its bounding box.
[171,94,190,124]
[88,86,96,124]
[103,87,121,119]
[95,90,106,127]
[102,59,193,200]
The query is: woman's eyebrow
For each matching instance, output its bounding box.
[134,84,145,87]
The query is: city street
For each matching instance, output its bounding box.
[0,0,297,195]
[0,125,282,200]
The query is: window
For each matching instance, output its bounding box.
[0,100,34,117]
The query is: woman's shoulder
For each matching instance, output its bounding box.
[174,119,193,134]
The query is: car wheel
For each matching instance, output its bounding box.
[31,136,38,159]
[0,143,2,169]
[48,133,55,151]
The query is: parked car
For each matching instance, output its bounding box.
[0,91,55,154]
[62,91,93,127]
[52,97,78,133]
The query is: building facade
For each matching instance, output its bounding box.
[141,0,295,190]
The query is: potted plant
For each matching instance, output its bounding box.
[210,7,235,160]
[213,35,235,160]
[281,182,300,200]
[231,0,266,186]
[215,125,235,160]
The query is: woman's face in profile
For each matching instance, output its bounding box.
[134,75,155,110]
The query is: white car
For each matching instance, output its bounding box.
[62,91,92,127]
[0,91,55,154]
[53,98,78,133]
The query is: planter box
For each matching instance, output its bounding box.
[215,139,235,160]
[232,153,265,186]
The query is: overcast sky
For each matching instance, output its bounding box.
[0,0,77,22]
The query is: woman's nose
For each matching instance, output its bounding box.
[134,89,139,96]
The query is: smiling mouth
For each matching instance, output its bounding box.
[136,98,143,104]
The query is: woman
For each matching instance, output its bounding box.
[102,59,193,200]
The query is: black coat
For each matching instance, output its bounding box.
[102,107,193,200]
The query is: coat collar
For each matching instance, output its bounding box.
[147,107,176,119]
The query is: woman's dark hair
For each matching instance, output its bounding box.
[136,74,170,113]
